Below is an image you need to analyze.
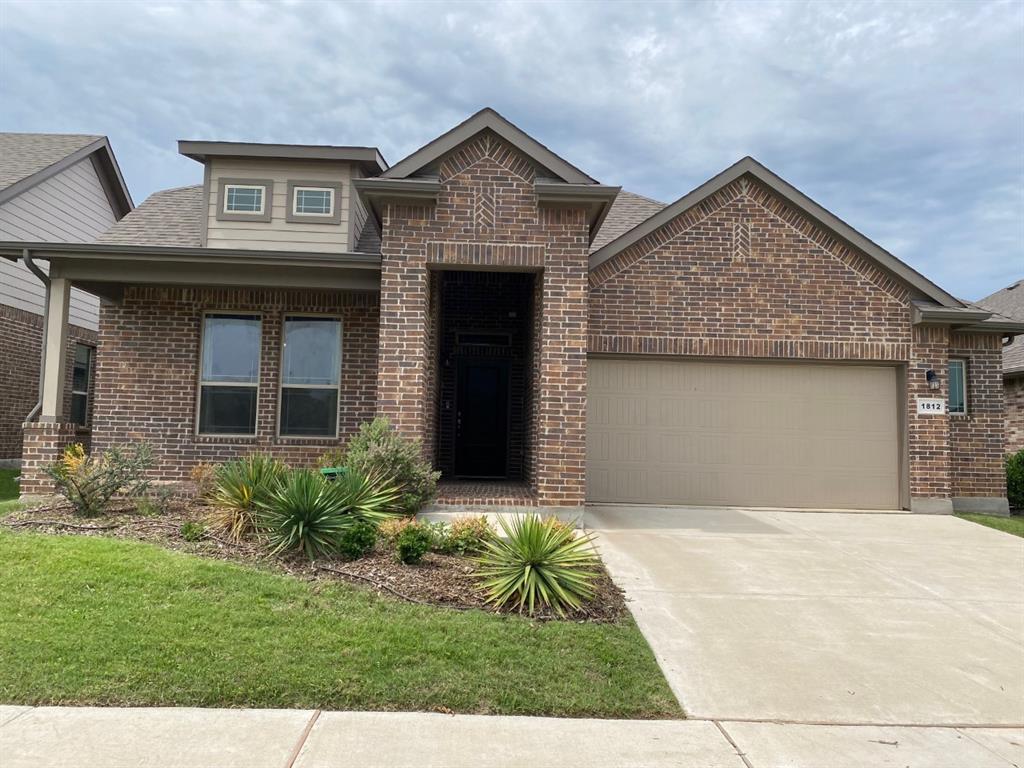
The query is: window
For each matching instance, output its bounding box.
[279,316,341,437]
[71,344,93,426]
[198,314,261,435]
[948,359,967,414]
[293,187,334,216]
[286,181,342,224]
[224,184,265,214]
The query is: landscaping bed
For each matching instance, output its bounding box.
[1,498,628,622]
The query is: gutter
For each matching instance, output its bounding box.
[22,248,49,422]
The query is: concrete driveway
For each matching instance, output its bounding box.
[588,505,1024,726]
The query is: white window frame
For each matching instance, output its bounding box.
[277,314,343,439]
[71,343,93,427]
[223,184,266,215]
[291,186,335,218]
[196,312,263,437]
[948,358,967,415]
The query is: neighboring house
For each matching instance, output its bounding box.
[0,134,132,464]
[4,109,1021,515]
[979,280,1024,454]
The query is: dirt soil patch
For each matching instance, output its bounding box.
[2,497,628,622]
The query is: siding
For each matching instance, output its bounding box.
[0,157,117,329]
[206,158,356,252]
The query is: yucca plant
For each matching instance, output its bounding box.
[474,514,599,617]
[208,454,287,541]
[258,470,353,559]
[332,467,402,524]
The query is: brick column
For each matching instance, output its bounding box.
[20,421,78,496]
[908,325,952,513]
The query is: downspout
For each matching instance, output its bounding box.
[23,248,49,422]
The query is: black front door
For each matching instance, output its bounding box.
[454,358,510,478]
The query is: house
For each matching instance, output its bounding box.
[0,134,132,465]
[4,109,1021,515]
[979,280,1024,454]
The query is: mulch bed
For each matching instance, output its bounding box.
[2,497,629,623]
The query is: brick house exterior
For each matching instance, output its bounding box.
[8,110,1021,514]
[978,280,1024,459]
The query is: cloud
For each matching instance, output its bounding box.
[1,0,1020,299]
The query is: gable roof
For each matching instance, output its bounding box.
[978,280,1024,374]
[588,156,962,308]
[590,190,666,253]
[0,132,133,217]
[381,107,598,185]
[96,185,203,247]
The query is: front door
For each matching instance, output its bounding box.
[455,358,510,478]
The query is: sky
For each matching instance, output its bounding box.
[1,0,1022,301]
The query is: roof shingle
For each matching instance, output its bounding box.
[96,185,204,247]
[0,133,102,190]
[978,280,1024,374]
[590,190,666,253]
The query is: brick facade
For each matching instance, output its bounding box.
[1,304,97,462]
[377,131,589,507]
[87,286,378,482]
[19,421,79,494]
[1006,375,1024,454]
[589,176,1007,509]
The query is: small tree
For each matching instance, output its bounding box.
[47,443,154,517]
[343,418,439,515]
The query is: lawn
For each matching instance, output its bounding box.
[0,468,24,516]
[956,513,1024,538]
[0,530,680,717]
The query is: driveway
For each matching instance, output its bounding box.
[588,505,1024,726]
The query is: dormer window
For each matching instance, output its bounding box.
[287,180,343,224]
[216,178,273,222]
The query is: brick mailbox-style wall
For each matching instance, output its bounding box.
[377,131,590,508]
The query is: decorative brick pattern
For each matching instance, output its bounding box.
[1006,376,1024,454]
[72,286,378,483]
[1,304,97,461]
[377,130,588,507]
[435,479,538,507]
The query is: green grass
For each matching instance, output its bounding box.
[956,513,1024,538]
[0,531,680,717]
[0,468,18,501]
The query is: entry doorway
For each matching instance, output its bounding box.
[454,358,510,478]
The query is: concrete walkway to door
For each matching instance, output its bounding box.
[587,505,1024,726]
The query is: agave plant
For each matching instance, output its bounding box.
[474,514,599,617]
[332,468,402,524]
[208,454,287,541]
[258,470,353,559]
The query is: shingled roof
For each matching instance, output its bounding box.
[96,185,204,247]
[0,133,102,190]
[978,280,1024,375]
[590,190,666,252]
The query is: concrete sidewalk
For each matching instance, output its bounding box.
[2,706,1022,767]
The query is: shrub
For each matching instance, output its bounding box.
[338,520,378,560]
[190,463,217,499]
[135,486,175,517]
[378,517,414,545]
[208,455,287,542]
[1007,449,1024,510]
[258,470,351,559]
[331,467,402,524]
[475,514,598,617]
[344,418,439,515]
[47,442,153,518]
[395,522,432,564]
[180,521,205,542]
[438,515,493,556]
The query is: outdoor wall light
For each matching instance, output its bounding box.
[926,369,940,390]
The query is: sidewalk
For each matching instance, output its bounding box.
[2,706,1022,767]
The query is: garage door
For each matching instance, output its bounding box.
[586,358,900,509]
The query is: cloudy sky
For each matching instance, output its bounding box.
[1,0,1021,300]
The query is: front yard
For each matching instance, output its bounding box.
[0,530,679,717]
[956,513,1024,538]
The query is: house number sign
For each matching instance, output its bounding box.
[916,398,946,415]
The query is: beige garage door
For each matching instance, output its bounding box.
[587,358,900,509]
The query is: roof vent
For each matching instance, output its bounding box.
[1007,282,1020,291]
